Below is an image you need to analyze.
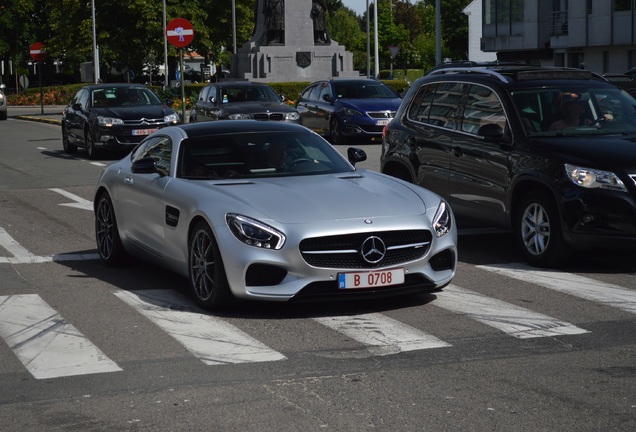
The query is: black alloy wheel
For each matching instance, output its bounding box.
[85,127,98,159]
[95,193,128,266]
[62,125,78,154]
[330,117,344,145]
[188,221,233,310]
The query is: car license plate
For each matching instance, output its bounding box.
[375,119,391,126]
[132,128,158,136]
[338,268,404,289]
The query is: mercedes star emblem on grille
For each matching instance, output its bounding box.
[360,236,386,264]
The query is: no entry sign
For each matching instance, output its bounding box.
[30,42,48,62]
[167,18,194,48]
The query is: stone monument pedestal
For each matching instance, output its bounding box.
[231,0,359,82]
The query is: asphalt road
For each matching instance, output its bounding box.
[1,115,635,431]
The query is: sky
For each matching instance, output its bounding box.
[343,0,368,15]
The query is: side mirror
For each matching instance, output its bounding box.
[323,94,333,103]
[72,102,82,110]
[131,157,160,175]
[165,99,174,107]
[209,96,216,104]
[347,147,367,166]
[477,123,506,142]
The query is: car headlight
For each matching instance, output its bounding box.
[564,164,626,192]
[228,113,252,120]
[343,108,364,117]
[226,214,286,249]
[97,116,124,126]
[164,113,179,124]
[432,200,452,238]
[285,111,300,121]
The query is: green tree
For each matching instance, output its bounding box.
[327,7,366,71]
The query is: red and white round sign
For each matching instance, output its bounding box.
[30,42,48,62]
[166,18,194,48]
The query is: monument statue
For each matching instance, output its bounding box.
[311,0,330,44]
[264,0,285,45]
[232,0,358,82]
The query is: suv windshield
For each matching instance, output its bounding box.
[511,86,636,136]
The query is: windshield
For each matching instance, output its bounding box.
[178,131,355,180]
[92,87,162,107]
[219,86,280,103]
[511,86,636,136]
[332,81,397,99]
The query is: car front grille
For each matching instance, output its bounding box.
[122,118,166,126]
[253,113,285,121]
[367,111,396,119]
[300,230,432,269]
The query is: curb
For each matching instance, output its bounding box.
[14,116,61,125]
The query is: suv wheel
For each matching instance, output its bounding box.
[515,191,570,267]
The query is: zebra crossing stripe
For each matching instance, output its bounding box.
[0,294,122,379]
[433,285,589,338]
[477,263,636,314]
[313,313,451,355]
[114,290,287,365]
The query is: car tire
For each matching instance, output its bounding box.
[386,166,412,183]
[62,125,78,154]
[95,192,129,266]
[85,127,99,159]
[188,221,234,310]
[0,112,6,121]
[515,191,570,267]
[330,117,344,145]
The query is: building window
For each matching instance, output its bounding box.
[586,0,593,14]
[614,0,632,12]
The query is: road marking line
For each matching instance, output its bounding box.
[0,227,100,264]
[433,284,589,338]
[313,313,451,355]
[114,290,287,365]
[49,188,93,211]
[477,263,636,315]
[0,294,122,379]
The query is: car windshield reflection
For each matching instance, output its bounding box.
[332,81,398,99]
[92,87,162,108]
[511,87,636,136]
[178,131,354,180]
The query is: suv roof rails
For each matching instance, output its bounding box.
[427,66,598,83]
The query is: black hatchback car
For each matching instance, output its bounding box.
[62,84,179,159]
[381,65,636,267]
[189,81,300,124]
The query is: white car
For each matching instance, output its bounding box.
[0,84,7,120]
[94,121,457,310]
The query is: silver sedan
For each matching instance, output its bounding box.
[94,121,457,310]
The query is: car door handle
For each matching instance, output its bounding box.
[451,146,464,157]
[124,177,134,185]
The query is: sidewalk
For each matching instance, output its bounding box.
[8,105,65,125]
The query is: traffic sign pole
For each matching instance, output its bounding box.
[180,49,185,123]
[166,18,194,123]
[30,42,48,114]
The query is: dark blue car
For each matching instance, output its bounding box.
[296,78,402,144]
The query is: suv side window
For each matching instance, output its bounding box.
[461,84,507,134]
[428,82,465,128]
[407,83,437,122]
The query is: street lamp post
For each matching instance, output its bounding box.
[92,0,100,83]
[163,0,169,87]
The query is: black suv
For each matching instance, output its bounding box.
[381,66,636,267]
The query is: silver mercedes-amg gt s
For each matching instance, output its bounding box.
[94,121,457,310]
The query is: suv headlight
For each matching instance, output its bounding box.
[285,111,300,121]
[97,116,124,126]
[164,113,179,124]
[432,200,452,238]
[228,113,252,120]
[226,214,286,249]
[564,164,626,192]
